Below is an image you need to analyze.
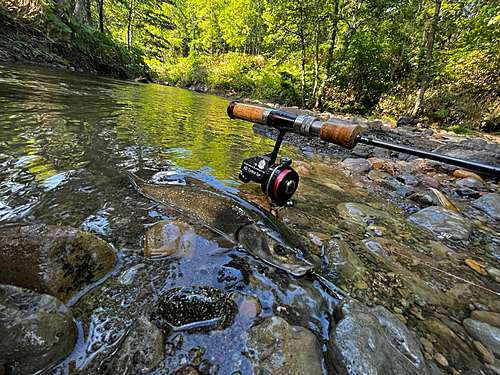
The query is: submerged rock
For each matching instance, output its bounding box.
[154,286,238,333]
[328,298,429,375]
[144,220,198,259]
[463,318,500,356]
[408,206,472,241]
[323,239,366,290]
[245,316,323,375]
[424,318,482,371]
[0,284,77,374]
[473,193,500,221]
[0,224,118,302]
[337,202,404,231]
[340,158,373,173]
[104,316,164,374]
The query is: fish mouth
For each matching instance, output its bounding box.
[285,255,320,276]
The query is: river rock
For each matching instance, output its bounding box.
[470,310,500,328]
[246,316,323,375]
[337,202,404,231]
[473,193,500,220]
[360,238,450,306]
[432,138,500,172]
[144,220,198,259]
[455,176,484,189]
[328,298,429,375]
[340,158,373,173]
[424,318,481,371]
[153,286,238,333]
[0,284,77,374]
[463,318,500,356]
[323,239,366,289]
[380,178,418,197]
[0,224,118,302]
[408,206,472,241]
[107,316,164,374]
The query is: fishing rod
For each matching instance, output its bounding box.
[227,101,500,206]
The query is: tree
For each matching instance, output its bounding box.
[412,0,442,117]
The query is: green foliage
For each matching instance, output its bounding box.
[444,125,474,135]
[3,0,500,132]
[159,53,300,105]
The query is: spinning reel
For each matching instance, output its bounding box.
[238,131,299,207]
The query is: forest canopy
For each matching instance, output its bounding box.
[2,0,500,131]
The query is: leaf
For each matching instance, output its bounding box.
[429,187,459,213]
[47,13,72,34]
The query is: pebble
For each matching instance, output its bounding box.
[473,340,495,364]
[421,176,441,189]
[420,337,434,353]
[470,311,500,328]
[434,352,449,367]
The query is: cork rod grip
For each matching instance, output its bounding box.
[228,102,266,124]
[319,120,362,149]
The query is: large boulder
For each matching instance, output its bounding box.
[0,224,118,302]
[0,284,78,374]
[328,298,429,375]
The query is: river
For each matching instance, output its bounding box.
[1,63,500,375]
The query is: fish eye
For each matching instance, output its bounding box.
[274,244,287,255]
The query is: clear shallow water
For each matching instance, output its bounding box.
[0,63,292,227]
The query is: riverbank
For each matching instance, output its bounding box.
[0,10,153,80]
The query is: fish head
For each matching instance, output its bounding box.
[236,219,319,276]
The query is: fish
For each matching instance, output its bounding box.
[124,170,318,276]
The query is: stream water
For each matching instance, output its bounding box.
[1,63,500,375]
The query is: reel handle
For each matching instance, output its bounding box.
[227,101,362,150]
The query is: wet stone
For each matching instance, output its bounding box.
[0,224,118,303]
[455,177,484,189]
[340,158,373,173]
[245,316,323,375]
[328,298,429,375]
[379,178,418,197]
[144,220,198,259]
[153,286,238,333]
[409,206,472,241]
[0,284,78,374]
[463,318,500,356]
[323,239,366,290]
[107,316,164,374]
[473,193,500,220]
[473,340,495,364]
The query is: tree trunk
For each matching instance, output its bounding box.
[73,0,85,23]
[126,0,134,51]
[299,4,306,108]
[85,0,93,27]
[97,0,104,32]
[412,0,442,117]
[311,0,320,100]
[54,0,65,19]
[314,0,339,109]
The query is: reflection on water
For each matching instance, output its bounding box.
[0,63,286,226]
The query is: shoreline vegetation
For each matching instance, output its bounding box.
[1,0,499,134]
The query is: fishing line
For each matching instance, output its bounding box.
[295,209,500,298]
